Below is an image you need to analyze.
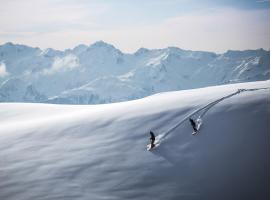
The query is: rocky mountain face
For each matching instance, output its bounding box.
[0,41,269,104]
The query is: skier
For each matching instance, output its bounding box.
[189,118,198,133]
[149,131,156,149]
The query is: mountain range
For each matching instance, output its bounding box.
[0,41,269,104]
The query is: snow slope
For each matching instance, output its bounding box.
[0,80,270,200]
[0,41,269,104]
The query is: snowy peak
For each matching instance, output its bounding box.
[90,40,115,49]
[0,42,40,59]
[87,41,123,56]
[134,48,151,56]
[223,49,267,58]
[0,42,40,53]
[69,44,88,55]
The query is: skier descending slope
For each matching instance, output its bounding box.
[147,131,156,150]
[189,118,198,134]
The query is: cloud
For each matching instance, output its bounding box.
[0,1,269,53]
[154,8,270,52]
[0,0,108,33]
[256,0,270,2]
[104,8,270,53]
[0,62,9,77]
[43,54,80,75]
[36,8,268,53]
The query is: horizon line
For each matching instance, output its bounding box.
[0,41,269,55]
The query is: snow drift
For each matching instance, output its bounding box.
[0,80,270,200]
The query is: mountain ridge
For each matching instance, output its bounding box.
[0,41,269,104]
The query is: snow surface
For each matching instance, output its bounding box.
[0,41,269,104]
[0,80,270,200]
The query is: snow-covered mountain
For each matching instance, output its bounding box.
[0,41,269,104]
[0,80,270,200]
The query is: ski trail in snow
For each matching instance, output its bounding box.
[198,87,270,119]
[157,87,270,144]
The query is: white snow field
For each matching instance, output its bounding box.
[0,80,270,200]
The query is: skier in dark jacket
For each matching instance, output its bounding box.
[189,118,197,132]
[149,131,156,149]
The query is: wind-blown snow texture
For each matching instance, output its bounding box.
[0,80,270,200]
[0,41,269,104]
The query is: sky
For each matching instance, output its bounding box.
[0,0,270,53]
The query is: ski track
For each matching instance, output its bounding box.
[157,87,270,143]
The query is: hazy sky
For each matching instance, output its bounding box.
[0,0,270,53]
